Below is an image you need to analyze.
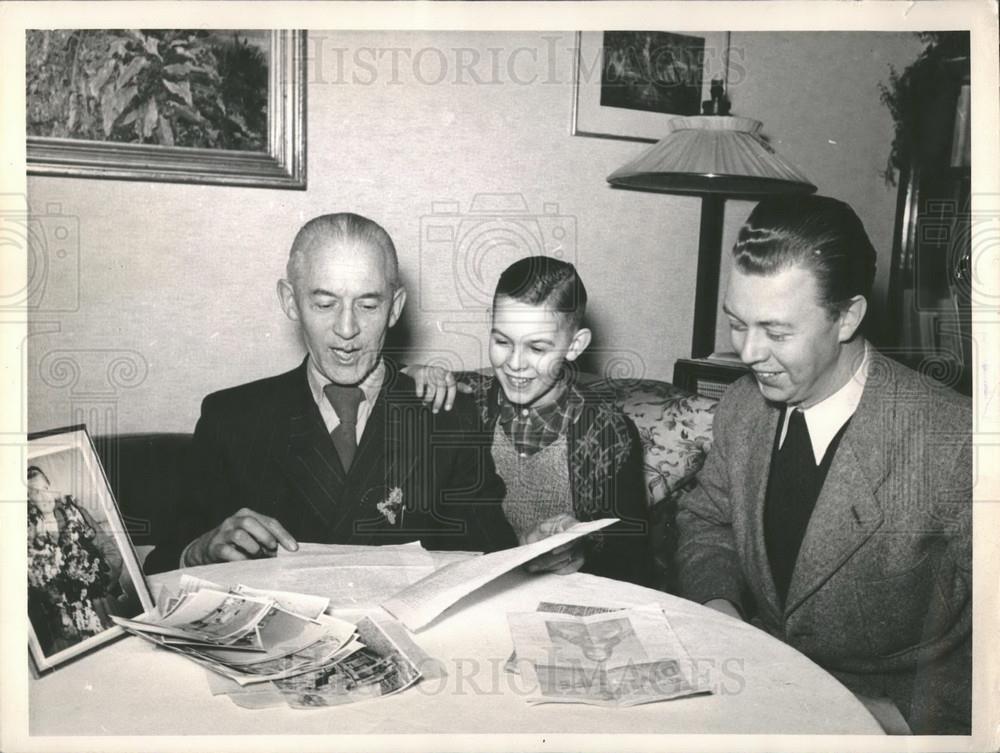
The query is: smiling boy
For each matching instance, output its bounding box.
[462,256,649,584]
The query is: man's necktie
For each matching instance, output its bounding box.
[323,384,364,472]
[765,407,819,605]
[783,408,814,466]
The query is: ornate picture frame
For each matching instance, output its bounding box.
[27,425,155,674]
[26,29,306,189]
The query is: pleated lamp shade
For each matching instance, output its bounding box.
[607,116,816,196]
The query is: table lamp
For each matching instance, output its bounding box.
[607,115,816,358]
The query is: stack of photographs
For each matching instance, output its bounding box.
[113,575,430,709]
[112,575,358,686]
[256,615,426,709]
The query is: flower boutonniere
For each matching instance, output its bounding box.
[376,487,404,525]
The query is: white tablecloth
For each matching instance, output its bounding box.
[30,552,882,736]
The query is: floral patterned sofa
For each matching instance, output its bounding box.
[590,377,718,508]
[583,376,718,589]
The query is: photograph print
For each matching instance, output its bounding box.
[27,426,154,673]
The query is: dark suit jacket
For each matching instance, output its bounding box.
[145,358,516,574]
[675,350,972,734]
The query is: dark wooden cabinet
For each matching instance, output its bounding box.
[881,40,971,396]
[884,161,971,396]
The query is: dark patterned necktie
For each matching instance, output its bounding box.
[323,384,364,471]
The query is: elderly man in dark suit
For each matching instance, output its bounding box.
[145,212,516,574]
[675,195,971,735]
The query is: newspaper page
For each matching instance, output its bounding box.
[281,541,426,557]
[266,544,441,606]
[276,542,436,570]
[506,602,621,673]
[381,518,617,631]
[507,603,709,706]
[281,542,480,574]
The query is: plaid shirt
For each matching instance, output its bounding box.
[497,381,584,457]
[464,370,650,585]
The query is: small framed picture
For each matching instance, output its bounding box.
[572,30,731,142]
[27,425,155,674]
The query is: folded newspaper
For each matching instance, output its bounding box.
[382,518,617,631]
[113,575,437,708]
[506,602,711,706]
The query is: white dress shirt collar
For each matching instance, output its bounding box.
[306,358,386,439]
[779,344,869,464]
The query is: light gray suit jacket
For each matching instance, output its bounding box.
[676,350,971,734]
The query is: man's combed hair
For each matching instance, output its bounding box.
[733,195,877,317]
[494,256,587,329]
[287,212,400,288]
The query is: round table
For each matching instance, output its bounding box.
[30,553,883,737]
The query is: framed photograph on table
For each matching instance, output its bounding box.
[572,30,731,142]
[26,29,306,189]
[26,426,155,674]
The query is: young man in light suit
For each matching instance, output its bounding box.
[675,195,971,734]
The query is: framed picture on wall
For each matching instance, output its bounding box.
[26,425,155,674]
[571,30,731,142]
[26,29,306,189]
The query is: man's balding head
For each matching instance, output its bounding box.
[286,213,400,291]
[278,212,406,385]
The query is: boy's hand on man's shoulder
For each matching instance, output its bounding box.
[402,363,473,413]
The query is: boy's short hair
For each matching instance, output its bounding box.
[493,256,587,329]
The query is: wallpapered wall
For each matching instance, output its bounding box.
[26,30,924,434]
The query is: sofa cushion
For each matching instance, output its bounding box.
[584,378,717,592]
[588,378,718,508]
